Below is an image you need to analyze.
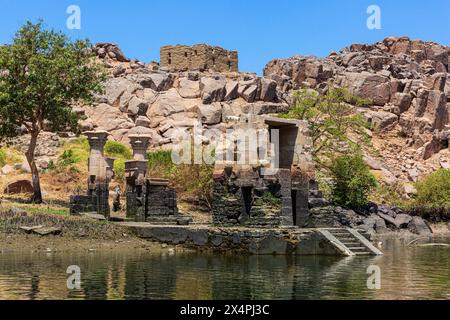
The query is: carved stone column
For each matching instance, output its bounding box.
[85,131,110,218]
[125,135,151,221]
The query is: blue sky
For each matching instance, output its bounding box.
[0,0,449,74]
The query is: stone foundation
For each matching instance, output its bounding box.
[121,223,352,256]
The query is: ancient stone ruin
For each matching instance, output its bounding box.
[69,131,115,218]
[212,114,314,227]
[69,131,185,224]
[124,134,187,224]
[160,44,238,73]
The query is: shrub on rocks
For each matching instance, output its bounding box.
[104,140,133,160]
[415,169,450,208]
[0,148,6,167]
[330,153,378,209]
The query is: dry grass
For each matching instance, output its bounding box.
[0,209,133,240]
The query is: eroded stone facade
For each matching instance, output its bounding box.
[160,44,238,72]
[70,131,115,218]
[212,115,314,227]
[125,135,186,224]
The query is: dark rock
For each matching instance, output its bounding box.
[4,180,34,195]
[377,211,397,227]
[190,230,209,246]
[8,208,28,217]
[394,214,413,228]
[408,217,433,236]
[308,198,329,208]
[20,225,43,234]
[79,212,107,221]
[254,237,288,255]
[32,227,62,236]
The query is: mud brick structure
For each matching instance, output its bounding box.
[125,135,186,224]
[70,131,115,218]
[212,115,313,227]
[160,44,238,72]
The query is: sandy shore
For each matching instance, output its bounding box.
[0,232,169,254]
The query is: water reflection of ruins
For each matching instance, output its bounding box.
[1,240,449,300]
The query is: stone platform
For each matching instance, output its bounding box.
[117,223,379,256]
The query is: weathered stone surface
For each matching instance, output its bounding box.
[259,78,277,102]
[101,78,135,106]
[4,180,33,194]
[32,227,62,236]
[393,93,412,113]
[127,97,149,116]
[364,110,398,130]
[424,90,448,130]
[364,155,383,170]
[1,165,14,175]
[147,89,194,118]
[342,72,391,105]
[198,103,222,125]
[240,85,258,103]
[84,103,134,133]
[408,216,433,236]
[135,116,151,128]
[138,73,174,92]
[177,78,201,98]
[224,81,239,101]
[424,73,447,91]
[160,44,238,73]
[394,214,413,228]
[200,77,227,104]
[20,225,44,234]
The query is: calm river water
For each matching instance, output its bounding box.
[0,237,449,300]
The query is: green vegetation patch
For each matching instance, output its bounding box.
[415,169,450,208]
[104,140,133,160]
[330,153,378,209]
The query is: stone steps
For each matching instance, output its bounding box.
[319,228,383,256]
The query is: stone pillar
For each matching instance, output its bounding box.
[125,135,151,222]
[129,135,152,161]
[85,131,110,218]
[279,169,294,226]
[125,160,148,222]
[292,176,310,227]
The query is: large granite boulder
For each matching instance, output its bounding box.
[200,77,227,104]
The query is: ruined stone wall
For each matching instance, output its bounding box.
[160,44,238,72]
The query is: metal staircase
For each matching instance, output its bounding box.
[319,228,383,256]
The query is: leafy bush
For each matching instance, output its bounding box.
[104,140,132,160]
[147,150,176,176]
[146,150,214,208]
[0,147,23,167]
[0,148,6,167]
[113,159,126,183]
[415,169,450,208]
[281,87,373,168]
[330,153,377,209]
[62,137,90,164]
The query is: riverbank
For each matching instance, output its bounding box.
[1,206,449,256]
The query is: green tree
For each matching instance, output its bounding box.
[0,21,105,203]
[283,87,372,167]
[415,169,450,208]
[330,153,377,209]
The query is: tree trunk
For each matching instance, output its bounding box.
[26,130,43,204]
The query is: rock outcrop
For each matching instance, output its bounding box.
[264,37,450,185]
[11,37,441,188]
[78,44,286,148]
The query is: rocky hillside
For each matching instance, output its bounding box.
[12,38,448,192]
[77,43,288,149]
[264,37,450,189]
